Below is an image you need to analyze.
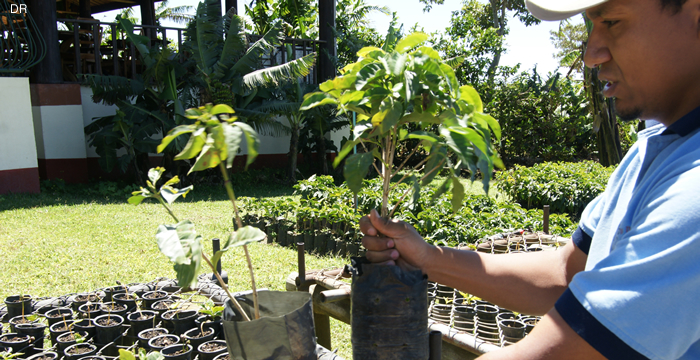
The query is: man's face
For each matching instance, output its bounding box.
[584,0,700,123]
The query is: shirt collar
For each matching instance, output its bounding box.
[661,106,700,137]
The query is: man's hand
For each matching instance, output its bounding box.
[360,209,436,272]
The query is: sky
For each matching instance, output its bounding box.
[94,0,582,75]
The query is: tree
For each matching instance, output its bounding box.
[549,20,587,77]
[246,0,318,39]
[115,1,194,26]
[422,0,539,84]
[333,0,389,69]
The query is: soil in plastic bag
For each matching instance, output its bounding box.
[351,257,429,360]
[222,291,317,360]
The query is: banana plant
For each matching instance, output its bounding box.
[184,0,316,136]
[301,30,503,218]
[129,104,266,321]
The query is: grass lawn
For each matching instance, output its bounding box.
[0,177,355,358]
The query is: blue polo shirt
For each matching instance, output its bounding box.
[556,107,700,360]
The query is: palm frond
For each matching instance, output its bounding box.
[81,75,145,106]
[251,100,302,114]
[192,0,224,75]
[230,20,288,76]
[242,52,316,90]
[213,15,248,81]
[235,109,291,137]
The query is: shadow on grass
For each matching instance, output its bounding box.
[0,169,296,211]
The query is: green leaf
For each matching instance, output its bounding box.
[422,145,447,186]
[451,177,465,213]
[210,104,235,115]
[332,137,361,168]
[411,175,421,207]
[413,46,441,60]
[404,71,415,104]
[222,123,243,168]
[357,46,384,58]
[127,194,148,205]
[344,152,374,194]
[118,349,136,360]
[147,168,164,187]
[300,92,338,111]
[439,63,459,97]
[473,112,501,141]
[145,351,164,360]
[155,220,202,289]
[333,75,357,90]
[160,185,194,205]
[407,131,439,143]
[158,125,195,153]
[432,177,452,200]
[175,128,207,160]
[372,99,403,134]
[442,126,488,161]
[395,32,427,53]
[355,63,386,91]
[400,112,440,125]
[459,85,483,113]
[229,226,267,247]
[163,176,180,187]
[339,90,365,104]
[211,225,266,265]
[234,122,260,169]
[190,136,221,173]
[382,52,407,76]
[319,80,335,92]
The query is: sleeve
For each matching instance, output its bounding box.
[557,167,700,360]
[573,194,606,255]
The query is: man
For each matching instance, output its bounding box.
[360,0,700,358]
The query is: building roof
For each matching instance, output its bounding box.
[59,0,160,14]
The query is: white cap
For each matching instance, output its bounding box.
[526,0,608,21]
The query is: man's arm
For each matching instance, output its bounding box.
[360,210,587,315]
[478,308,606,360]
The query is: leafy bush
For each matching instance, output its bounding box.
[243,175,576,248]
[496,161,615,218]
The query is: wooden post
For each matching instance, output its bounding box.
[318,0,336,82]
[28,0,61,84]
[311,285,332,350]
[78,0,91,18]
[140,0,156,38]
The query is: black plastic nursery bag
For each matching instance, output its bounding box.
[222,291,317,360]
[351,257,429,360]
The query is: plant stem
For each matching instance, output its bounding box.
[201,253,251,321]
[360,140,382,176]
[242,245,260,320]
[219,163,260,320]
[391,145,419,179]
[381,136,391,218]
[389,158,446,218]
[158,198,180,223]
[390,157,430,193]
[219,164,243,229]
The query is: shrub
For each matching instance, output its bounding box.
[496,161,615,218]
[241,175,577,248]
